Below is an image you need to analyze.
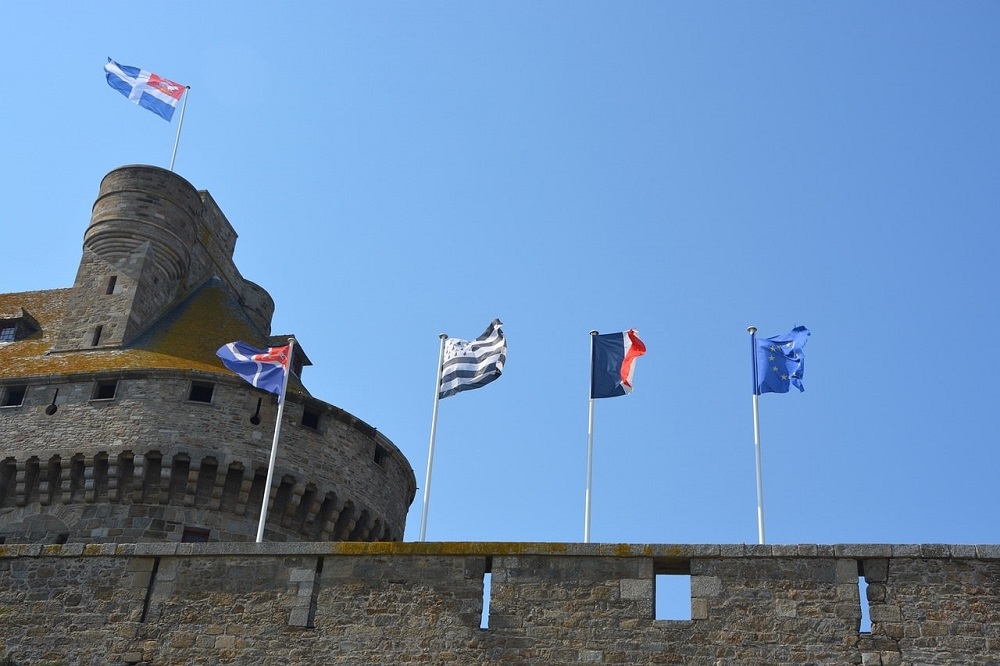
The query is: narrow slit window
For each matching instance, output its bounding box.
[92,380,118,400]
[106,276,117,294]
[655,573,692,620]
[1,385,27,407]
[859,575,871,632]
[91,325,103,347]
[188,381,214,403]
[481,572,492,629]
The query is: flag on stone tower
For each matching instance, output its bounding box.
[438,319,506,399]
[104,58,185,121]
[216,341,291,399]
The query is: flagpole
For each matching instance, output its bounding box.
[748,326,766,545]
[256,337,295,543]
[168,86,191,172]
[419,333,448,542]
[584,330,598,543]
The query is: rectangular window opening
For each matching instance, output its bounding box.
[859,573,871,633]
[0,326,15,342]
[91,325,103,347]
[188,381,214,403]
[374,444,388,467]
[480,571,492,630]
[1,385,27,407]
[106,276,118,295]
[655,572,692,621]
[92,379,118,401]
[301,408,320,430]
[182,527,211,543]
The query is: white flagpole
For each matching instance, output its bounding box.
[747,326,766,545]
[584,330,598,543]
[168,86,191,172]
[256,337,295,543]
[418,333,448,542]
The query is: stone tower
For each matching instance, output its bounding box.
[0,165,415,544]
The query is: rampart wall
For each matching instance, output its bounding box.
[0,542,997,665]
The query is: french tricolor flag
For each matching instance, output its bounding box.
[104,58,185,121]
[590,329,647,399]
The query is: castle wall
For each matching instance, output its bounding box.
[0,374,414,544]
[0,542,997,665]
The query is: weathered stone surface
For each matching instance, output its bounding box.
[0,543,996,665]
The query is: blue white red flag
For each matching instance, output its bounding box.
[591,329,646,399]
[104,58,185,121]
[216,342,291,400]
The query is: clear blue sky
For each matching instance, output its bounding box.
[5,2,999,550]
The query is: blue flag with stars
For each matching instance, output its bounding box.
[754,326,809,395]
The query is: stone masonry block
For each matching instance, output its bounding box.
[690,575,720,598]
[836,558,860,583]
[863,559,888,582]
[621,578,652,600]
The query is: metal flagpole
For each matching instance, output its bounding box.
[419,334,448,542]
[584,330,598,543]
[747,326,766,545]
[256,337,295,543]
[168,86,191,172]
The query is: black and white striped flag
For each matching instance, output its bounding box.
[439,319,506,399]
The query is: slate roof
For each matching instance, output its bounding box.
[0,278,310,397]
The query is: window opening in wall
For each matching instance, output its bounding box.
[92,379,118,400]
[91,325,103,346]
[106,275,117,294]
[1,385,27,407]
[0,326,15,342]
[302,407,320,430]
[859,574,871,632]
[374,444,388,467]
[481,571,492,629]
[188,381,214,403]
[55,533,69,545]
[655,572,692,620]
[182,527,211,543]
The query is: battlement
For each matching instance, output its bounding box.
[0,541,997,664]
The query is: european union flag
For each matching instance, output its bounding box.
[753,326,809,395]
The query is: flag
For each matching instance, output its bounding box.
[104,58,185,121]
[754,326,809,394]
[216,341,291,399]
[439,319,506,399]
[591,329,646,399]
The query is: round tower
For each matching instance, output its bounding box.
[0,166,416,545]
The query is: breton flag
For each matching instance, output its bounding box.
[438,319,506,399]
[216,341,292,400]
[104,58,185,121]
[590,329,646,399]
[753,326,810,395]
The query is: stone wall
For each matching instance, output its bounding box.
[0,374,414,544]
[0,542,997,665]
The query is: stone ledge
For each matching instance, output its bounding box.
[1,542,998,560]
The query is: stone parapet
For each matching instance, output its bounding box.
[0,542,997,665]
